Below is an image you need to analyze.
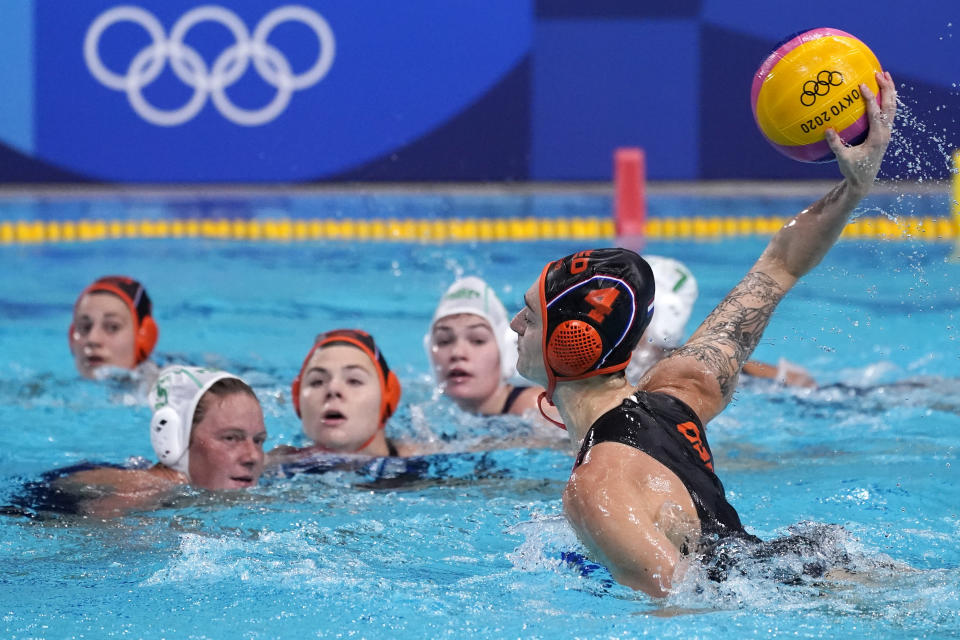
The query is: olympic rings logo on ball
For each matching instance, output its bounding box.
[83,5,336,127]
[799,70,844,107]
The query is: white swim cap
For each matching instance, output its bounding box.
[643,256,698,349]
[627,256,699,384]
[424,276,518,382]
[148,365,241,479]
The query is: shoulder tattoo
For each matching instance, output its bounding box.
[671,271,785,398]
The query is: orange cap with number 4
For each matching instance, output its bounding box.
[538,248,655,405]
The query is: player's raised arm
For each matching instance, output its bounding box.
[642,71,897,425]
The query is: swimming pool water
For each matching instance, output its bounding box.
[1,209,958,638]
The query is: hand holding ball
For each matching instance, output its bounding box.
[751,28,883,163]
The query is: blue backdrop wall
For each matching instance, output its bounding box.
[0,0,957,183]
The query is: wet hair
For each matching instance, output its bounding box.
[191,377,258,429]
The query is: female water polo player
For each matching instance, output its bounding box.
[68,275,159,379]
[509,71,896,597]
[10,366,267,517]
[279,329,411,459]
[425,276,541,416]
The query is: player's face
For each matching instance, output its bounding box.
[70,292,137,378]
[298,345,383,453]
[510,282,547,386]
[429,314,502,405]
[188,392,266,490]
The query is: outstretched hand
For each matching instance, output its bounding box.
[825,71,897,190]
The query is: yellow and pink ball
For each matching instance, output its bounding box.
[751,28,883,162]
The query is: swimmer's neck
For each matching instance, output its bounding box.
[552,374,634,445]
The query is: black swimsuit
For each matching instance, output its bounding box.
[0,462,124,518]
[500,385,529,414]
[574,391,754,542]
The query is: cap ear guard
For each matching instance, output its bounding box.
[150,406,186,468]
[136,315,159,364]
[381,370,402,424]
[291,375,303,417]
[290,339,323,418]
[546,320,604,376]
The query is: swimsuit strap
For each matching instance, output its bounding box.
[500,385,529,414]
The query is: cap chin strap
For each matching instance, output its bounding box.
[536,264,567,430]
[356,430,382,453]
[537,389,566,430]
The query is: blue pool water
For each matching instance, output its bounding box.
[1,193,958,638]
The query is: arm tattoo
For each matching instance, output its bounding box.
[802,181,847,218]
[672,271,786,399]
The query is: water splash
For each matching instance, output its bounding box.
[505,513,579,573]
[854,88,958,224]
[670,522,914,611]
[390,377,567,454]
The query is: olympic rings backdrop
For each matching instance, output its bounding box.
[0,0,957,183]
